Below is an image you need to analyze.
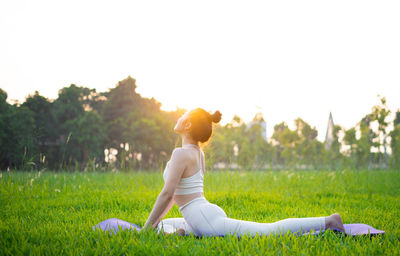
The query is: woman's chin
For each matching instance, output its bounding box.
[173,126,184,134]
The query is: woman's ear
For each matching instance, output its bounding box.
[184,120,192,131]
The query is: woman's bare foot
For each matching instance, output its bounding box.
[176,228,185,236]
[325,213,345,233]
[164,228,185,235]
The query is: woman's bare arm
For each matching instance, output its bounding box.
[155,198,175,227]
[143,149,186,230]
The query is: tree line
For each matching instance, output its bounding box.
[0,76,399,171]
[205,98,400,170]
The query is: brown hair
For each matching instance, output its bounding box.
[188,108,222,143]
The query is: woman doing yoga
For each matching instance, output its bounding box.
[143,108,345,236]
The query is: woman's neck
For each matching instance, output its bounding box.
[181,135,198,147]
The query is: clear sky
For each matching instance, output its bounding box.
[1,0,399,140]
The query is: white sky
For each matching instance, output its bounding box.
[1,0,399,141]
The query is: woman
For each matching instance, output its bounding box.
[143,108,345,237]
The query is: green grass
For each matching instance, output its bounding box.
[1,169,399,255]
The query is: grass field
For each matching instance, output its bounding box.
[1,169,399,255]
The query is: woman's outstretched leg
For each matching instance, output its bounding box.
[220,213,345,236]
[220,216,324,236]
[180,197,345,237]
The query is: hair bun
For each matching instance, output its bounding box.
[210,110,222,123]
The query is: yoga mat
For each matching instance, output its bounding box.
[308,224,385,236]
[93,218,141,234]
[93,218,385,236]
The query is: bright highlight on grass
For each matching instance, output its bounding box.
[0,170,399,255]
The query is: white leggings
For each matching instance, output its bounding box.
[166,197,326,237]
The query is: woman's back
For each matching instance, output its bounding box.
[163,144,206,207]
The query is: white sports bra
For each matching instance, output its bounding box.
[163,144,204,195]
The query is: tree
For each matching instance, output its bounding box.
[204,124,233,168]
[102,77,182,169]
[54,84,106,168]
[370,96,391,167]
[22,92,57,167]
[390,110,400,168]
[0,89,37,169]
[0,89,9,168]
[247,113,269,169]
[272,122,300,167]
[324,124,344,169]
[69,111,106,164]
[102,77,142,159]
[293,118,321,168]
[358,114,378,168]
[343,127,358,168]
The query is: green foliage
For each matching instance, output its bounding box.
[102,77,180,169]
[323,125,343,169]
[0,90,37,169]
[0,170,399,255]
[205,114,273,170]
[343,96,393,169]
[22,91,58,168]
[390,119,400,168]
[0,78,183,171]
[269,120,324,169]
[370,96,391,167]
[53,84,107,168]
[0,82,399,171]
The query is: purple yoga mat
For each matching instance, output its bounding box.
[331,224,384,236]
[93,218,385,236]
[93,218,141,234]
